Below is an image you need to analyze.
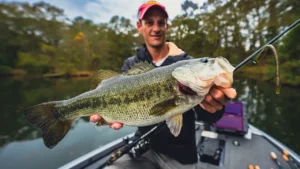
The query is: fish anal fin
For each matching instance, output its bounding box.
[149,99,177,116]
[166,114,183,137]
[91,70,120,89]
[95,117,109,127]
[125,61,155,75]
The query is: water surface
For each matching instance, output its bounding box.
[0,76,299,169]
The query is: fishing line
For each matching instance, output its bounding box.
[234,19,300,72]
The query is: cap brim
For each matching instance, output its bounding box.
[139,4,168,19]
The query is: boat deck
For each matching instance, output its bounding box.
[59,123,300,169]
[197,131,291,169]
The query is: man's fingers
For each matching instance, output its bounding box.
[216,87,237,99]
[200,86,237,113]
[209,87,227,105]
[109,123,123,130]
[204,94,221,107]
[200,102,217,113]
[90,114,101,122]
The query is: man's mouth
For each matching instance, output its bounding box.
[151,35,162,38]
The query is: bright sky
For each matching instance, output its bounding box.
[3,0,206,23]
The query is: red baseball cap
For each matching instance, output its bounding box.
[138,1,168,19]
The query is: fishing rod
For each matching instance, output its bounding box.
[234,19,300,72]
[101,122,165,168]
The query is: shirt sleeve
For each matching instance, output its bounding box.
[121,56,139,73]
[121,58,131,73]
[193,104,224,124]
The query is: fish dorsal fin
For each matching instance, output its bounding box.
[91,69,120,89]
[166,114,183,137]
[125,61,155,75]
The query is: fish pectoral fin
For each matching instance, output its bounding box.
[166,114,183,137]
[95,118,109,127]
[149,99,177,116]
[91,70,120,89]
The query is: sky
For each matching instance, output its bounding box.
[2,0,205,23]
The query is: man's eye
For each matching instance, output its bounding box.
[158,21,166,26]
[146,21,153,25]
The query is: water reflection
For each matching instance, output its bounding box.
[0,77,136,169]
[0,77,299,169]
[0,77,93,146]
[233,76,300,153]
[0,118,136,169]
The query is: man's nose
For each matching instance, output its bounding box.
[152,23,161,32]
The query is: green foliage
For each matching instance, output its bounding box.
[0,0,299,85]
[0,65,12,74]
[280,61,300,86]
[17,52,50,74]
[279,26,300,62]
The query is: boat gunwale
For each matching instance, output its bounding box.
[58,133,135,169]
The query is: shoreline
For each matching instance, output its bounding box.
[0,70,94,79]
[1,68,299,87]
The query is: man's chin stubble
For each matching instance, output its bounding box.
[149,42,164,49]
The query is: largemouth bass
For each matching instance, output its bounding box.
[24,57,235,149]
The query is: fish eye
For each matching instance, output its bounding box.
[200,58,208,63]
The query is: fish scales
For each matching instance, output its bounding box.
[99,66,179,126]
[58,62,182,125]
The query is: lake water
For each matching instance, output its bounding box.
[0,76,299,169]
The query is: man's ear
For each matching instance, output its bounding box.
[137,21,142,33]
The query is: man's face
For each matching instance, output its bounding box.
[137,8,168,49]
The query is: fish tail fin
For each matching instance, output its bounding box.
[23,101,72,149]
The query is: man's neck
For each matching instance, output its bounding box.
[146,43,169,63]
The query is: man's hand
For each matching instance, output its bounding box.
[90,114,123,130]
[200,86,237,113]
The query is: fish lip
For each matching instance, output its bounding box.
[177,82,197,95]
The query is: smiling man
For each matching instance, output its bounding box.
[90,1,237,169]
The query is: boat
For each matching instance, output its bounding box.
[58,102,300,169]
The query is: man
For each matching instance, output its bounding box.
[90,1,237,169]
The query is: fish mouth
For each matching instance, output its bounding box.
[177,82,197,95]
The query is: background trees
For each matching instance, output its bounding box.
[0,0,299,85]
